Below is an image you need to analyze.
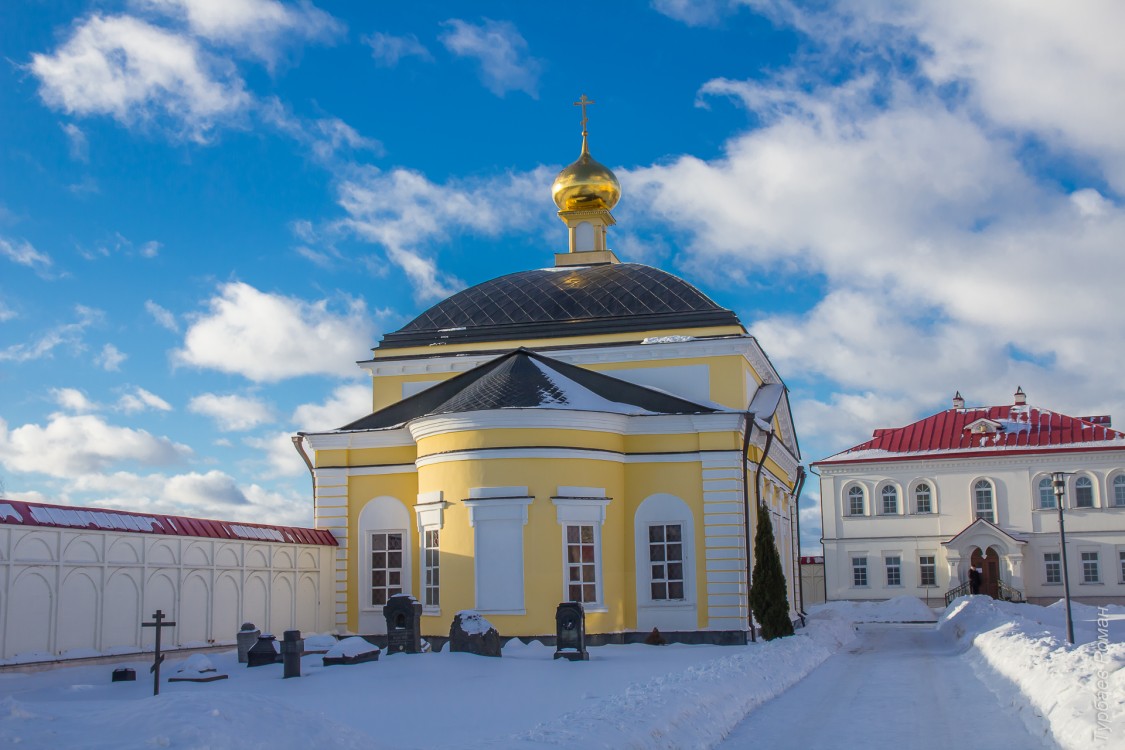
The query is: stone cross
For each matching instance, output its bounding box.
[141,609,176,696]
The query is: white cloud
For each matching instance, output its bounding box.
[138,0,343,64]
[335,165,553,301]
[260,100,382,165]
[189,392,275,431]
[60,122,89,161]
[30,14,250,142]
[95,343,127,371]
[292,383,370,431]
[117,386,173,413]
[0,413,191,478]
[439,18,541,98]
[0,236,53,275]
[174,281,378,381]
[51,387,100,413]
[139,240,162,257]
[365,31,432,67]
[145,299,179,331]
[245,384,369,479]
[652,0,734,26]
[0,306,102,363]
[0,300,16,322]
[66,469,310,525]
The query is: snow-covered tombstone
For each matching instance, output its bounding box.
[322,636,381,666]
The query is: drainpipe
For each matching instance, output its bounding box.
[292,435,315,510]
[792,466,808,624]
[740,413,756,643]
[746,420,775,641]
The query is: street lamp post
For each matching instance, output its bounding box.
[1051,471,1076,645]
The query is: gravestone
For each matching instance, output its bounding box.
[322,636,381,666]
[168,653,228,683]
[383,594,422,654]
[554,602,589,661]
[448,611,502,657]
[247,634,280,667]
[236,623,260,664]
[280,630,304,678]
[111,668,136,682]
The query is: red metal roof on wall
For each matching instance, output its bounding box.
[815,404,1125,465]
[0,499,337,546]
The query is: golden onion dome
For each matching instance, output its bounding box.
[551,137,621,211]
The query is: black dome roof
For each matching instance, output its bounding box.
[379,263,740,349]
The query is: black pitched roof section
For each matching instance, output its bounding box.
[379,264,741,349]
[336,348,718,431]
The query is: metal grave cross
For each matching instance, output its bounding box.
[141,609,176,696]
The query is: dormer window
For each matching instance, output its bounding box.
[965,418,1002,434]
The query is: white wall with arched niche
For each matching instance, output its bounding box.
[0,526,335,663]
[356,496,412,635]
[634,493,696,632]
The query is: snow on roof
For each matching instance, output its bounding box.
[0,499,336,545]
[816,403,1125,465]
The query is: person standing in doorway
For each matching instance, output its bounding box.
[969,566,982,595]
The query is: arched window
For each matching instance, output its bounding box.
[847,486,865,516]
[1114,475,1125,507]
[974,480,995,523]
[1075,476,1094,508]
[881,485,898,515]
[1038,477,1056,510]
[914,483,932,514]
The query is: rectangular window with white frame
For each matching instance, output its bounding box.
[565,524,599,604]
[422,528,439,607]
[1081,551,1100,583]
[919,555,936,587]
[1119,550,1125,583]
[553,491,609,610]
[852,556,868,587]
[370,531,404,606]
[885,555,902,586]
[649,523,684,600]
[1044,552,1061,584]
[914,484,932,514]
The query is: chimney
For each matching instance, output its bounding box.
[952,391,965,409]
[1014,386,1026,406]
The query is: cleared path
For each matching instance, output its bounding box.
[720,622,1056,750]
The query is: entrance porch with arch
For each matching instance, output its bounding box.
[941,518,1026,604]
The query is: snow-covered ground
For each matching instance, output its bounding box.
[0,598,1118,749]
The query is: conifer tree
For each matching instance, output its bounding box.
[748,502,794,640]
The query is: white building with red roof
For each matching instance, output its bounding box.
[813,388,1125,606]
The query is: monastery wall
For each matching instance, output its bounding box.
[0,520,335,663]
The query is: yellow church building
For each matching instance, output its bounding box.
[296,104,803,643]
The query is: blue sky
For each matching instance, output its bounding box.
[2,1,1123,553]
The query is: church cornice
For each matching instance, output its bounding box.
[408,410,745,441]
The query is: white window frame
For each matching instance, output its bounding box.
[368,530,407,607]
[885,555,902,587]
[852,556,868,587]
[1081,551,1100,584]
[914,483,933,514]
[647,523,687,602]
[633,494,696,632]
[846,486,865,517]
[1118,549,1125,584]
[881,485,899,516]
[1037,476,1056,510]
[1113,474,1125,508]
[1074,476,1095,508]
[413,492,447,616]
[1044,552,1062,585]
[552,488,610,613]
[973,479,995,523]
[919,555,937,587]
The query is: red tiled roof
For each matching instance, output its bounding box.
[0,499,337,546]
[815,404,1125,465]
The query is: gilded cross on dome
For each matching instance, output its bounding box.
[574,94,594,136]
